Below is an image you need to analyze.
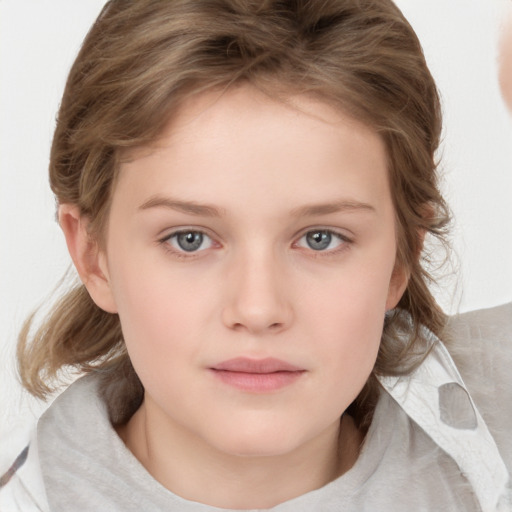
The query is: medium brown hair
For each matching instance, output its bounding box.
[18,0,449,427]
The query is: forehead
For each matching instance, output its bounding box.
[115,84,391,218]
[124,84,383,160]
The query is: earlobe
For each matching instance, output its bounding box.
[385,264,409,311]
[58,204,118,314]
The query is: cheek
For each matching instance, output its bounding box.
[311,287,385,368]
[111,273,211,403]
[306,247,395,322]
[105,246,206,368]
[315,243,396,346]
[297,293,384,425]
[300,254,394,372]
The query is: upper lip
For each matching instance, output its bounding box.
[211,357,304,374]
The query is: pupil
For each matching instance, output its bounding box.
[306,230,331,250]
[177,232,203,251]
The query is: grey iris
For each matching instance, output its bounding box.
[177,232,203,251]
[306,230,331,250]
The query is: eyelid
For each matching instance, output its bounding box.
[293,226,353,242]
[293,227,353,254]
[156,226,353,259]
[158,227,221,257]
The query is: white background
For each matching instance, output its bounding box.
[1,1,511,441]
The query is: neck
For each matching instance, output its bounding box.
[117,399,363,509]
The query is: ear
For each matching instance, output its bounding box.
[385,263,409,311]
[58,204,118,314]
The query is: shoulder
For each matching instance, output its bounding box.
[445,302,512,403]
[0,427,50,512]
[0,375,107,512]
[446,302,512,348]
[445,302,512,472]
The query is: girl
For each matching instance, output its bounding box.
[1,1,511,510]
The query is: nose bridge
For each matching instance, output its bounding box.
[223,242,292,334]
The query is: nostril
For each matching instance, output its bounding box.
[230,321,283,333]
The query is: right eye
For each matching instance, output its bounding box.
[162,230,214,253]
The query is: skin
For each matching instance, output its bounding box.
[499,6,512,113]
[60,85,408,509]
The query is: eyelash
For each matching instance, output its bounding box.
[158,229,217,259]
[293,229,352,257]
[158,228,353,259]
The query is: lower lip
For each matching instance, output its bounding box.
[210,369,305,392]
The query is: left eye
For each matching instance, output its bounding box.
[296,230,346,251]
[165,231,213,252]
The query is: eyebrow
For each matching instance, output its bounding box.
[138,195,375,218]
[138,196,224,217]
[290,200,376,217]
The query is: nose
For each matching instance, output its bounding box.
[221,250,293,335]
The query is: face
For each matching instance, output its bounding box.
[97,85,406,457]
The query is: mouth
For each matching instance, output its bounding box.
[209,357,306,393]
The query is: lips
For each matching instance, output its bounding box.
[212,357,303,373]
[209,357,306,392]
